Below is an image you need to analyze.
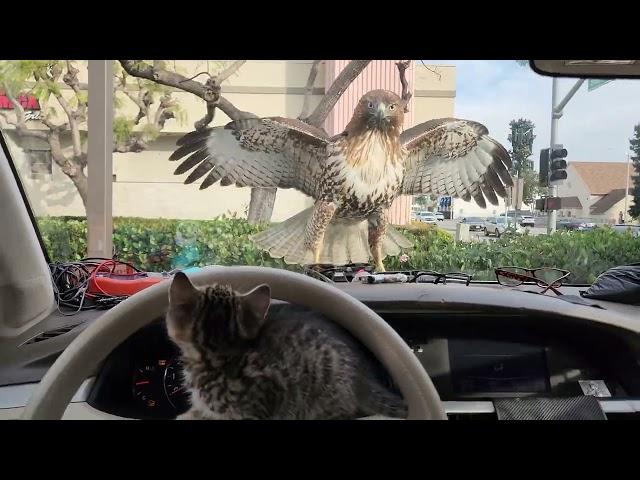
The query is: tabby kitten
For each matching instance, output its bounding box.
[166,272,407,420]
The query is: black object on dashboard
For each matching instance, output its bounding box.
[494,396,607,420]
[581,263,640,305]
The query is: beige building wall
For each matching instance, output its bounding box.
[589,195,633,224]
[413,64,456,120]
[7,61,456,223]
[556,164,593,218]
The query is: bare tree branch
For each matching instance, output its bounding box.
[119,60,255,125]
[120,60,207,99]
[195,102,216,131]
[216,60,246,83]
[59,62,86,157]
[120,88,143,109]
[304,60,371,128]
[114,138,148,153]
[63,62,84,102]
[396,60,413,113]
[419,60,442,81]
[298,60,322,120]
[52,92,81,158]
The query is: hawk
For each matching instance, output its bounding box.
[169,89,513,271]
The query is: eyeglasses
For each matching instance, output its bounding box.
[495,266,570,295]
[414,270,473,286]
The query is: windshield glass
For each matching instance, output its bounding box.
[2,60,639,285]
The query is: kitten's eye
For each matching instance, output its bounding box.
[389,104,396,111]
[367,101,374,109]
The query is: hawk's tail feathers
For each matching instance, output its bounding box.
[250,207,412,266]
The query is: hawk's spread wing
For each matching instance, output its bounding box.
[169,117,329,197]
[400,118,513,208]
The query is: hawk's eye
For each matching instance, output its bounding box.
[367,101,374,109]
[389,104,396,111]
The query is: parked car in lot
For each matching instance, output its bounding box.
[501,211,535,227]
[484,217,520,237]
[460,216,485,231]
[557,218,596,231]
[417,212,438,224]
[613,224,640,237]
[435,212,445,221]
[519,215,535,227]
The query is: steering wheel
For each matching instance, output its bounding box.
[22,266,446,420]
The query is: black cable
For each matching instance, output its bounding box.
[49,259,135,315]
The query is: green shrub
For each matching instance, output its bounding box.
[36,216,639,284]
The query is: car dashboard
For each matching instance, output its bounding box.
[87,301,640,420]
[2,282,640,420]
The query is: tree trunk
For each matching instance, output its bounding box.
[247,188,277,225]
[67,168,88,208]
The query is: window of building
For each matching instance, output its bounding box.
[25,148,52,180]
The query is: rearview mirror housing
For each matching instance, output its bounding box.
[530,60,640,78]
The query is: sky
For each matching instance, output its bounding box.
[423,60,640,169]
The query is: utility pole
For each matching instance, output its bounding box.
[624,152,631,223]
[547,77,585,234]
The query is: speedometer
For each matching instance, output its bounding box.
[163,359,189,413]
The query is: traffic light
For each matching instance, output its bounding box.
[549,145,568,182]
[539,148,550,187]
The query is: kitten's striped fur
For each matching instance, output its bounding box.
[166,272,406,420]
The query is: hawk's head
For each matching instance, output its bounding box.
[349,90,404,133]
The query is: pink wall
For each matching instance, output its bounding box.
[324,60,415,225]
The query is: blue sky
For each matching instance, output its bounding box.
[423,60,640,168]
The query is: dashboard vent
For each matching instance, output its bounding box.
[22,325,77,346]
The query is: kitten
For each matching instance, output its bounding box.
[166,272,407,420]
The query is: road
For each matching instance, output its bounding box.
[435,219,547,242]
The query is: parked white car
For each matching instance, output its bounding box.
[417,212,438,224]
[484,217,520,237]
[519,215,535,227]
[435,212,445,221]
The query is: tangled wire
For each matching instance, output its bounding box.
[48,258,142,316]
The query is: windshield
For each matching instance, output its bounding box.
[2,60,639,285]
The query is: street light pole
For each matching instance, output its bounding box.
[624,152,631,223]
[547,78,559,234]
[547,77,585,234]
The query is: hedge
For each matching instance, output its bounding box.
[37,215,640,284]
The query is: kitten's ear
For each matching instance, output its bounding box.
[239,284,271,339]
[169,271,199,306]
[167,272,199,343]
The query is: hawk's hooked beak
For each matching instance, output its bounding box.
[374,103,387,127]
